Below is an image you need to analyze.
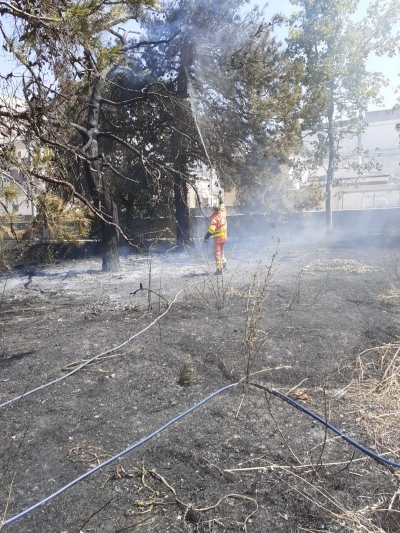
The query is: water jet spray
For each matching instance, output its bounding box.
[185,68,218,208]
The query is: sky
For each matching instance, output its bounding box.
[256,0,400,111]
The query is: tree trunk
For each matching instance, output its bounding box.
[172,46,191,247]
[174,172,190,246]
[84,71,120,271]
[326,96,334,236]
[101,197,120,272]
[85,159,121,272]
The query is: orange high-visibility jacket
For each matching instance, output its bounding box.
[208,204,227,244]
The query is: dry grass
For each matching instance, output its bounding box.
[243,341,400,533]
[314,340,400,532]
[178,358,200,386]
[302,259,380,274]
[340,340,400,459]
[380,285,400,306]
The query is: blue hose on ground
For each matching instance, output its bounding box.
[249,381,400,468]
[1,383,237,527]
[3,381,400,528]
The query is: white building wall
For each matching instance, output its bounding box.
[305,108,400,177]
[303,108,400,210]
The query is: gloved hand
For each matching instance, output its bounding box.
[204,231,212,242]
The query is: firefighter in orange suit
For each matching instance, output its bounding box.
[204,193,227,275]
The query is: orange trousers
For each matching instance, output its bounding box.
[214,239,227,271]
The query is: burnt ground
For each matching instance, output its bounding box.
[1,233,400,533]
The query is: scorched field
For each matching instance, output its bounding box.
[1,233,400,533]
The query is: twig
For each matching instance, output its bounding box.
[286,378,309,396]
[237,365,293,385]
[139,462,158,496]
[333,451,356,475]
[195,493,256,512]
[224,456,368,472]
[114,508,162,532]
[315,387,329,471]
[0,472,16,531]
[78,498,113,532]
[149,470,176,495]
[130,286,169,307]
[264,391,303,466]
[61,352,124,371]
[136,465,258,531]
[235,393,245,419]
[193,454,224,473]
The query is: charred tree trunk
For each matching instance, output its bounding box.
[84,161,120,272]
[173,171,190,246]
[172,47,191,247]
[101,196,120,272]
[83,69,120,272]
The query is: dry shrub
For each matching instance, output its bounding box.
[380,285,400,306]
[342,340,400,458]
[0,191,92,270]
[243,256,276,379]
[0,184,21,270]
[178,358,199,386]
[321,341,400,531]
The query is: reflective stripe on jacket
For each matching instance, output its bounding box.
[208,204,227,242]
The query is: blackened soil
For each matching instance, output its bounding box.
[1,235,400,533]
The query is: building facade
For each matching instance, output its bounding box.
[304,107,400,211]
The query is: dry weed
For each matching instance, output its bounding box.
[341,340,400,458]
[178,358,200,386]
[302,259,380,275]
[380,285,400,306]
[321,341,400,531]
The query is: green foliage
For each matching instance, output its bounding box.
[10,0,157,46]
[0,0,308,257]
[0,185,20,241]
[234,161,323,215]
[138,0,305,214]
[31,193,92,244]
[1,184,19,204]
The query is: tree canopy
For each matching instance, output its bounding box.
[287,0,400,234]
[0,0,322,270]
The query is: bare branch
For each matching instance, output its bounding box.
[97,131,142,157]
[25,167,137,248]
[0,1,58,24]
[120,32,181,53]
